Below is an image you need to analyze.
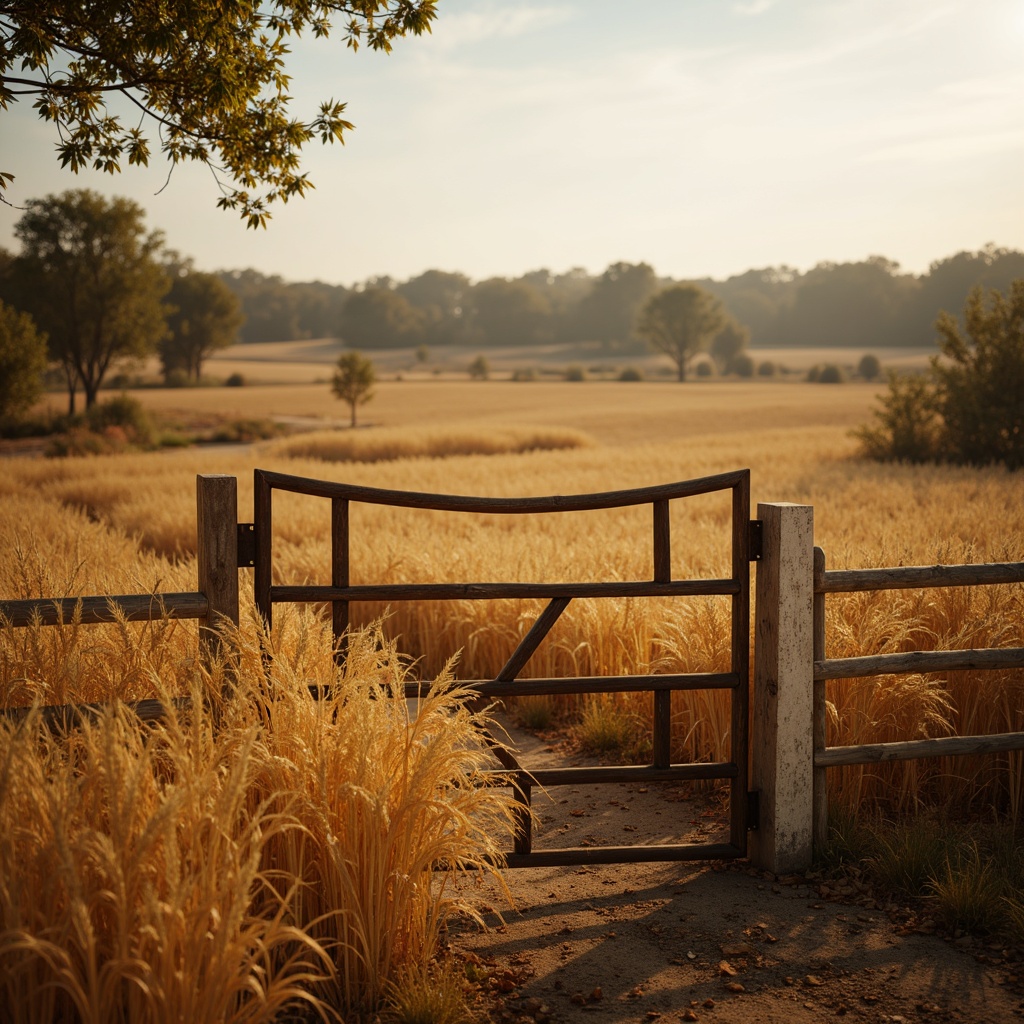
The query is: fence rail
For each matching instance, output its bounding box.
[811,545,1024,853]
[0,475,242,725]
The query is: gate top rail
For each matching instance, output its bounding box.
[254,467,749,513]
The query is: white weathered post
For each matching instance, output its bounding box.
[750,502,815,873]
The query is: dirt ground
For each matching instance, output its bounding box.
[448,721,1024,1024]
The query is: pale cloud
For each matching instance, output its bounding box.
[733,0,777,15]
[428,4,573,50]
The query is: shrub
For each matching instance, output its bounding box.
[617,366,643,382]
[817,363,847,384]
[164,367,192,388]
[806,364,821,382]
[226,372,246,387]
[757,360,777,377]
[0,300,47,423]
[853,372,940,463]
[85,393,154,446]
[511,368,537,382]
[695,360,714,378]
[731,352,755,378]
[467,355,489,381]
[858,353,882,380]
[856,281,1024,469]
[933,280,1024,469]
[564,364,586,382]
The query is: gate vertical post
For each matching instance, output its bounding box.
[750,502,814,873]
[197,475,240,661]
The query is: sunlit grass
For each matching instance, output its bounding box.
[0,617,517,1021]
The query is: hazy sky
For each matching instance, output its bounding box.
[2,0,1022,285]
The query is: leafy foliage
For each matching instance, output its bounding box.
[12,189,168,411]
[932,280,1024,469]
[161,268,244,382]
[857,281,1024,469]
[635,283,726,382]
[0,300,46,422]
[1,1,438,226]
[332,350,376,427]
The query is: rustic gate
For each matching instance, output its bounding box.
[253,467,759,867]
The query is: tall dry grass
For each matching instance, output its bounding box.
[260,424,593,463]
[0,607,517,1022]
[1,419,1022,818]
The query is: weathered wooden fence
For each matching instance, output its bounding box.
[751,502,1024,873]
[3,482,1023,874]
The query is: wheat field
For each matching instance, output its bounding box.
[2,379,1023,1019]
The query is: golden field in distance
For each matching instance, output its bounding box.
[4,369,1023,819]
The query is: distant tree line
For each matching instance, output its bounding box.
[233,246,1020,353]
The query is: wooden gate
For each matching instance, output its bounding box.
[253,467,758,867]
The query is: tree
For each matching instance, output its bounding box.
[467,355,489,380]
[161,268,244,383]
[932,281,1024,469]
[339,287,424,349]
[13,190,168,411]
[0,2,437,227]
[466,278,551,346]
[636,284,726,382]
[0,300,47,422]
[575,262,657,346]
[332,351,375,427]
[710,320,750,373]
[858,353,882,381]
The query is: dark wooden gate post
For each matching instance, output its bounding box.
[197,475,239,660]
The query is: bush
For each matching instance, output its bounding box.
[225,372,245,387]
[817,363,847,384]
[856,281,1024,469]
[85,394,154,446]
[854,372,940,463]
[617,366,643,382]
[467,355,489,381]
[164,367,191,388]
[511,367,537,382]
[858,353,882,380]
[0,301,47,423]
[731,352,755,377]
[757,360,777,377]
[933,280,1024,469]
[695,360,714,378]
[564,364,586,382]
[806,364,821,382]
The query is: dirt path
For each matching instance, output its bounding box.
[449,721,1024,1024]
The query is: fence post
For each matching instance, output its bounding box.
[751,502,815,874]
[197,475,239,659]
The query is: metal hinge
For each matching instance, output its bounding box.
[746,790,761,831]
[748,520,763,561]
[236,523,256,567]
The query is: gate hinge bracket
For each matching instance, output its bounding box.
[748,520,763,561]
[237,523,256,567]
[746,790,760,831]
